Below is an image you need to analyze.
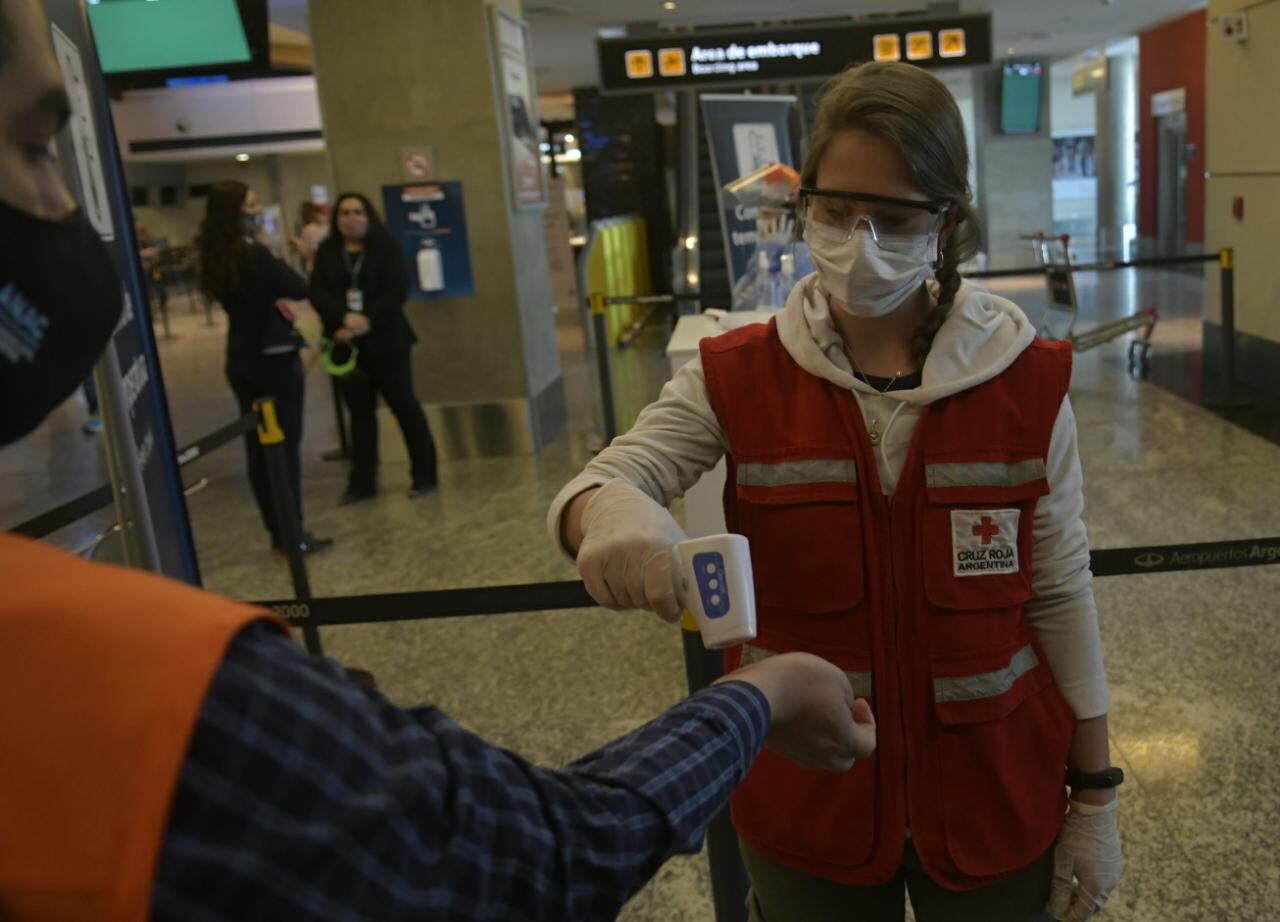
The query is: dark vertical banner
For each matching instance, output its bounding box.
[573,88,672,288]
[699,94,796,297]
[43,0,199,583]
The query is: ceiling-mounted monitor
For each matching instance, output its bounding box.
[86,0,269,83]
[1000,61,1043,135]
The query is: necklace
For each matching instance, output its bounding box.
[846,349,901,445]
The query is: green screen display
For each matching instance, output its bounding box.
[1000,62,1042,135]
[87,0,251,74]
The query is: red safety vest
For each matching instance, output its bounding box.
[0,535,286,921]
[701,319,1077,891]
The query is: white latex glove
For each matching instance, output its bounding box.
[577,479,688,623]
[1049,796,1123,921]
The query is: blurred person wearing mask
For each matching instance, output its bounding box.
[0,3,878,918]
[134,219,167,311]
[293,199,328,275]
[311,193,438,504]
[198,180,331,556]
[551,62,1123,922]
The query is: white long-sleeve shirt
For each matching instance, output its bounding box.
[550,276,1110,719]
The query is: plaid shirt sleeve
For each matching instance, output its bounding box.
[152,622,769,921]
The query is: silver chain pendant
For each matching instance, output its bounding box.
[867,417,882,445]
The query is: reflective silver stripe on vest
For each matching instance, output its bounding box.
[933,645,1039,703]
[740,643,872,699]
[738,459,857,488]
[925,459,1046,490]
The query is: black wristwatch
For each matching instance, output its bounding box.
[1065,766,1125,790]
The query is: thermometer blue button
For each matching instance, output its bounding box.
[692,551,730,620]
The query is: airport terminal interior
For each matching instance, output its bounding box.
[4,0,1280,919]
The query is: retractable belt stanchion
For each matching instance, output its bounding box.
[254,397,323,656]
[1209,247,1250,409]
[680,612,750,922]
[322,376,351,462]
[590,293,619,443]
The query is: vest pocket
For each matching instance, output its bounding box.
[735,480,866,648]
[922,480,1044,612]
[731,647,878,869]
[928,638,1075,876]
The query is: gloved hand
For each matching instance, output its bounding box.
[577,479,688,623]
[1048,796,1123,921]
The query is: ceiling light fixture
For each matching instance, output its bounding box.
[564,132,576,144]
[236,153,251,162]
[663,1,676,10]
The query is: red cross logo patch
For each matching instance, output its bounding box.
[950,509,1020,577]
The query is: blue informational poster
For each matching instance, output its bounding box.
[381,182,476,299]
[699,94,796,296]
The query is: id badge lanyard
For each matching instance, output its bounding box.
[275,300,358,377]
[344,250,366,314]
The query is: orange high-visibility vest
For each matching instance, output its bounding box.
[701,319,1077,890]
[0,534,286,921]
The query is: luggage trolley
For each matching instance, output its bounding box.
[1022,233,1158,376]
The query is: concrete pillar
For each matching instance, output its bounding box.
[1094,55,1137,258]
[971,61,1054,269]
[309,0,565,456]
[1205,0,1280,398]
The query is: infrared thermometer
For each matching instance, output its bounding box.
[676,534,757,650]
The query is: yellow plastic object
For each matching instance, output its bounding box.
[1220,247,1234,269]
[253,398,285,445]
[583,215,651,342]
[681,610,700,632]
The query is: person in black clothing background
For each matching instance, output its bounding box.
[198,181,331,555]
[311,193,438,504]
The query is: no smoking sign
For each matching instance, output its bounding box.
[400,147,436,182]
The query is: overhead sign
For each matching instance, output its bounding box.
[940,28,966,59]
[906,31,933,62]
[1151,87,1186,117]
[873,34,901,62]
[1072,58,1107,96]
[659,47,686,77]
[598,13,991,93]
[625,49,653,79]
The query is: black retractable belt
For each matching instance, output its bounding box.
[9,414,258,540]
[256,581,596,627]
[1090,537,1280,578]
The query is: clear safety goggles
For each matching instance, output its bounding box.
[799,187,950,260]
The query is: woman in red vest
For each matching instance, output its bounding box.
[552,62,1123,921]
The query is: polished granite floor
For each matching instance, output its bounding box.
[4,273,1279,921]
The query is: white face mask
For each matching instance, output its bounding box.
[803,222,938,318]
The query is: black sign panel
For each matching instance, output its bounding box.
[43,0,200,582]
[598,14,992,94]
